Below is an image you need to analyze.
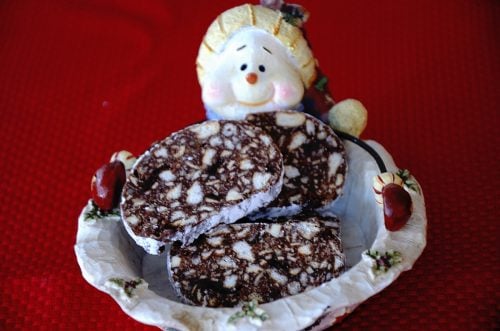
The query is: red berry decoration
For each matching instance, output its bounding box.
[382,183,412,231]
[91,161,126,211]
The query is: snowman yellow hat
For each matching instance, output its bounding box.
[196,4,317,89]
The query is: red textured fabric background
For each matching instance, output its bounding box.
[0,0,498,330]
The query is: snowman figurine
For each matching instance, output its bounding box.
[196,1,368,138]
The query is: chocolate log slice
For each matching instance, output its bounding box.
[168,212,345,307]
[246,111,347,216]
[121,120,284,254]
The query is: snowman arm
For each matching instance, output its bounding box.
[328,99,368,138]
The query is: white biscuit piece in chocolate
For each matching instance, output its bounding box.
[168,212,345,307]
[121,121,284,254]
[245,111,347,216]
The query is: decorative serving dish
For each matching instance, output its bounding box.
[75,139,427,331]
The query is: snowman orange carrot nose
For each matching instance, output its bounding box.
[246,72,258,84]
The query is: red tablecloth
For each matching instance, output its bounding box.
[1,0,498,330]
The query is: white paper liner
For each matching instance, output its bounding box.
[75,140,427,331]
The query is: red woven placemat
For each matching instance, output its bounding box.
[0,0,498,330]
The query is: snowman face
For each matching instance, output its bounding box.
[202,28,305,120]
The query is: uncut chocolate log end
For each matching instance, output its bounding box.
[121,121,284,255]
[246,111,347,217]
[168,212,345,307]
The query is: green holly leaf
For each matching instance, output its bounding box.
[365,250,402,275]
[396,169,420,193]
[314,76,328,92]
[228,300,269,324]
[108,278,143,298]
[84,201,120,221]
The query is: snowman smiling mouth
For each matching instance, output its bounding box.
[238,97,273,107]
[237,80,274,106]
[236,80,274,107]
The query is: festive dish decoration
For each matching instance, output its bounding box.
[75,140,427,330]
[75,1,427,330]
[373,172,414,231]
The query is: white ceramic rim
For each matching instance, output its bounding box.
[75,140,427,331]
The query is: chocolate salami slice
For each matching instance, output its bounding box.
[168,211,345,307]
[246,110,347,216]
[121,120,284,254]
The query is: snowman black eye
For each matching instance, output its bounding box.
[259,65,266,72]
[240,64,247,71]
